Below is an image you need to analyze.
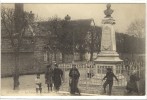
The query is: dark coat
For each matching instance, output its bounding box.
[45,67,53,85]
[69,68,80,94]
[126,74,140,92]
[103,71,118,82]
[52,68,63,88]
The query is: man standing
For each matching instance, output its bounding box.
[52,64,63,92]
[69,63,80,95]
[102,68,119,95]
[45,65,53,92]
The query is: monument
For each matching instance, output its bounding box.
[93,4,124,86]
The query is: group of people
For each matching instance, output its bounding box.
[35,62,140,96]
[35,63,63,93]
[35,63,81,95]
[45,63,63,92]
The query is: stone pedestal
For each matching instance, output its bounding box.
[94,18,122,67]
[93,18,124,86]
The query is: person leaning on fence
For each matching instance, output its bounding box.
[35,73,42,93]
[69,63,80,95]
[45,65,53,92]
[126,70,140,95]
[124,58,130,74]
[52,64,63,92]
[87,65,90,78]
[102,68,119,95]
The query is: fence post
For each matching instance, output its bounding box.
[139,62,141,78]
[86,63,88,92]
[63,63,65,83]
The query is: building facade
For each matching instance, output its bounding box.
[1,16,95,77]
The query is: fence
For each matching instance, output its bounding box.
[58,60,145,95]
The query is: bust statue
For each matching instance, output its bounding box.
[65,14,71,21]
[104,4,114,18]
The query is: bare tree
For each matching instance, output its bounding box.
[1,4,33,90]
[127,19,145,38]
[85,25,101,61]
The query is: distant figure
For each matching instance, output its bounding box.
[126,71,140,95]
[124,58,129,66]
[87,65,93,78]
[89,65,94,78]
[52,64,63,92]
[102,68,119,95]
[35,74,42,93]
[45,65,53,92]
[124,58,130,75]
[51,61,56,70]
[69,64,80,95]
[87,66,90,78]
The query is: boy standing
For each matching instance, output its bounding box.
[35,74,42,93]
[102,68,119,95]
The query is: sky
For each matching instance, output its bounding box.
[2,3,146,33]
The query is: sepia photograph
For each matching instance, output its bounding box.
[1,3,146,97]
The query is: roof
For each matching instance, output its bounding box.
[36,19,93,36]
[1,19,96,52]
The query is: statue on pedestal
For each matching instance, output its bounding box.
[104,3,114,18]
[93,3,123,88]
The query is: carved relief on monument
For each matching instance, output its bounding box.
[101,26,112,51]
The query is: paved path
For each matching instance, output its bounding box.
[2,68,139,96]
[1,74,98,96]
[1,74,127,96]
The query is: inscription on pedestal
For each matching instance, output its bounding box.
[101,26,112,51]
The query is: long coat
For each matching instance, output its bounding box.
[45,67,53,85]
[52,68,63,88]
[69,68,80,94]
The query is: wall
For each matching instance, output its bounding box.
[1,52,34,77]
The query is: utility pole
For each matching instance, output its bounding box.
[13,3,24,90]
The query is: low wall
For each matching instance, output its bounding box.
[1,52,46,77]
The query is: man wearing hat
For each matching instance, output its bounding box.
[102,68,119,95]
[69,63,80,95]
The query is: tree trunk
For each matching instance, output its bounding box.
[80,52,83,61]
[13,52,20,90]
[90,50,93,61]
[54,52,57,62]
[90,30,94,61]
[62,53,65,63]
